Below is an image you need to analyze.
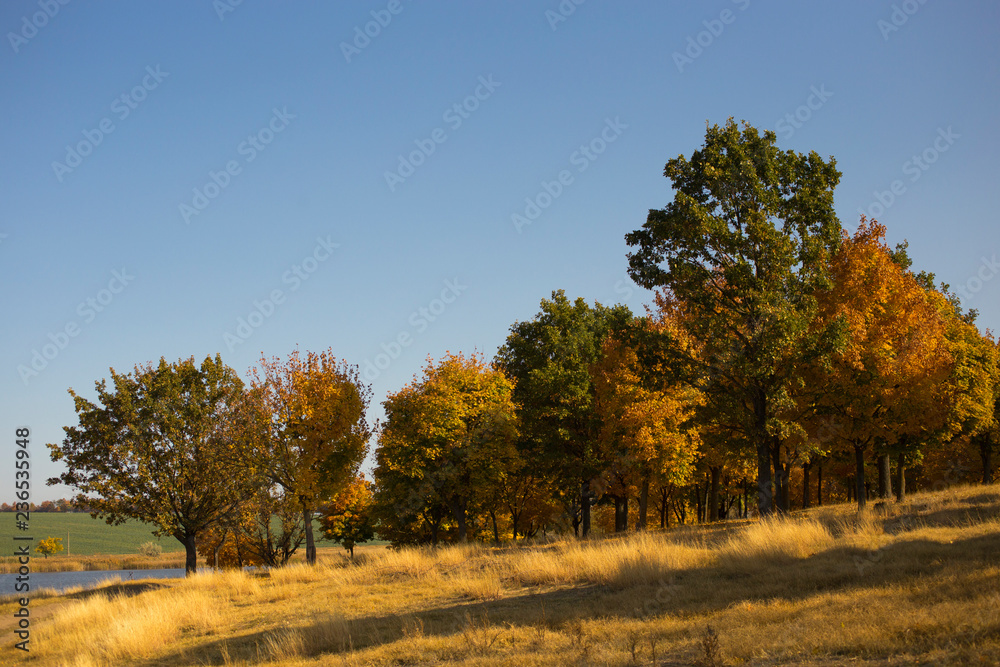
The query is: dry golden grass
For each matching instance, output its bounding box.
[0,550,185,574]
[2,483,999,666]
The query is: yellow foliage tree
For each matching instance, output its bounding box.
[592,319,703,530]
[35,537,64,558]
[814,219,952,509]
[250,349,372,565]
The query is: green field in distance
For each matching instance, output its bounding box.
[0,512,180,555]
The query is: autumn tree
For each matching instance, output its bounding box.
[199,486,305,568]
[320,475,375,559]
[496,291,632,536]
[35,537,64,558]
[591,318,703,530]
[374,352,518,545]
[811,219,952,509]
[626,119,844,515]
[251,349,372,565]
[47,355,263,575]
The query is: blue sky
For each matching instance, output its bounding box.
[2,1,998,502]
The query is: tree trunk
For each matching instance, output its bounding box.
[802,462,811,509]
[638,478,649,531]
[854,445,867,511]
[709,466,721,522]
[817,460,823,506]
[895,452,906,502]
[183,532,198,576]
[754,394,774,516]
[694,482,704,523]
[303,503,316,565]
[659,486,670,528]
[771,440,789,513]
[980,436,995,484]
[581,480,591,538]
[742,478,748,518]
[877,453,892,500]
[451,497,468,542]
[490,510,500,544]
[622,493,629,532]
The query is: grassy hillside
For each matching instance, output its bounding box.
[0,512,179,557]
[3,483,999,666]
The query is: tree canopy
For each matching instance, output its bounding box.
[47,355,262,574]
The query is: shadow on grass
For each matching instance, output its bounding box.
[65,581,170,602]
[122,527,1000,666]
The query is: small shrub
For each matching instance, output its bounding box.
[698,625,724,667]
[138,542,162,558]
[35,537,64,558]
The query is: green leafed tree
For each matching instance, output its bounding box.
[496,291,632,536]
[47,355,264,575]
[625,119,844,515]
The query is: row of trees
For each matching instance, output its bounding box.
[371,120,998,544]
[47,120,999,562]
[48,350,372,574]
[0,499,76,512]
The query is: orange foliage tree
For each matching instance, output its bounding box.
[813,219,952,509]
[591,314,703,530]
[250,349,372,565]
[320,474,375,559]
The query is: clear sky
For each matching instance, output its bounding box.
[2,1,998,502]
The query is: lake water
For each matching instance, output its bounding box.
[1,568,186,595]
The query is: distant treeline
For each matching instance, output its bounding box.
[0,499,90,512]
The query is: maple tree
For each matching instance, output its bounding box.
[374,352,518,545]
[47,355,262,575]
[625,119,844,515]
[320,474,375,559]
[251,349,372,565]
[811,219,952,509]
[591,318,703,530]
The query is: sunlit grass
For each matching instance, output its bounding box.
[2,483,998,666]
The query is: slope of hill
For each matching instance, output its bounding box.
[3,483,998,666]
